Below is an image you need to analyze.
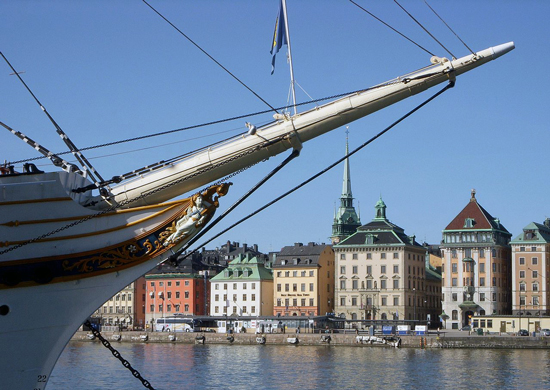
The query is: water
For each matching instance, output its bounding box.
[48,342,550,390]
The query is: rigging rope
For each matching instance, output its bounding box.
[349,0,435,57]
[423,0,475,56]
[175,80,455,263]
[393,0,456,59]
[142,0,279,115]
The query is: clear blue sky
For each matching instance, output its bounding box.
[2,1,548,254]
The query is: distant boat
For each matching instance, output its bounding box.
[0,3,513,390]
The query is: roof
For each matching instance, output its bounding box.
[272,242,333,267]
[443,190,510,234]
[510,221,550,244]
[210,254,273,281]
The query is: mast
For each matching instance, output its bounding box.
[282,0,297,116]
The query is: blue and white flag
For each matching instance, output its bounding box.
[270,0,287,74]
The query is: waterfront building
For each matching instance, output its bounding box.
[209,254,273,317]
[334,197,441,323]
[93,282,138,329]
[440,190,512,330]
[272,242,335,317]
[330,136,361,245]
[144,262,210,329]
[510,219,550,319]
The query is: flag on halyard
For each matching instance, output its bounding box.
[270,0,287,74]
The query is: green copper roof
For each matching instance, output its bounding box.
[210,253,273,281]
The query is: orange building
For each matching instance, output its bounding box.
[144,270,210,329]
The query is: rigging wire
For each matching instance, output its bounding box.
[424,0,475,56]
[348,0,435,57]
[176,81,455,263]
[392,0,456,59]
[142,0,279,115]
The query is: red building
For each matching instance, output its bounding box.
[144,271,210,330]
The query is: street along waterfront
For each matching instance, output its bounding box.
[49,341,550,389]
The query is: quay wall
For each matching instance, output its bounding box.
[72,331,550,349]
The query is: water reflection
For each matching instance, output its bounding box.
[48,343,550,390]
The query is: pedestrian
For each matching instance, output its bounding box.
[437,327,440,336]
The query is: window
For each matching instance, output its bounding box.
[381,280,387,289]
[352,280,358,289]
[301,271,306,277]
[167,304,171,312]
[533,296,540,305]
[367,253,372,259]
[285,271,290,277]
[393,297,399,306]
[185,292,189,299]
[381,297,387,306]
[340,297,346,306]
[243,294,247,301]
[185,281,189,286]
[533,283,539,292]
[452,263,458,273]
[480,263,485,273]
[309,271,314,277]
[381,265,386,274]
[452,310,458,320]
[351,297,357,306]
[352,266,358,274]
[301,283,306,292]
[251,294,256,301]
[293,284,297,292]
[492,263,497,272]
[393,252,399,259]
[452,278,457,287]
[519,283,526,292]
[367,280,372,289]
[176,292,180,299]
[243,283,247,290]
[353,253,358,260]
[381,253,386,259]
[159,282,163,287]
[480,277,485,287]
[340,254,346,260]
[252,283,256,289]
[175,304,180,312]
[251,306,256,314]
[479,249,485,258]
[310,283,314,291]
[293,271,298,277]
[492,277,496,287]
[519,257,525,265]
[167,292,171,299]
[340,266,346,274]
[340,280,346,290]
[310,298,314,306]
[301,298,306,306]
[223,283,227,290]
[215,294,219,302]
[277,271,281,277]
[393,265,399,274]
[159,304,163,312]
[532,246,537,252]
[277,284,281,292]
[452,250,457,258]
[285,284,289,292]
[532,257,538,265]
[393,279,399,289]
[367,266,372,274]
[479,293,485,301]
[452,293,457,302]
[520,296,526,306]
[533,270,538,278]
[519,271,525,278]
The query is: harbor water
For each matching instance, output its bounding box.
[47,342,550,389]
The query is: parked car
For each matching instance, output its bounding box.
[540,329,550,336]
[518,329,529,336]
[459,325,471,331]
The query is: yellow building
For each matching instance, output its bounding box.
[272,242,335,317]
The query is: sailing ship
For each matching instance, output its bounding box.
[0,2,513,389]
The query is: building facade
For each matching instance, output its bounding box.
[144,269,210,329]
[510,219,550,317]
[209,254,273,317]
[272,242,335,317]
[440,190,512,329]
[334,198,441,323]
[94,282,137,329]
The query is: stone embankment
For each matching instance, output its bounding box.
[72,331,550,349]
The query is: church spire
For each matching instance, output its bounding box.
[331,129,361,244]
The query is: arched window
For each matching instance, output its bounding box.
[381,313,387,320]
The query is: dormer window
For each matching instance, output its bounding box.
[464,218,476,228]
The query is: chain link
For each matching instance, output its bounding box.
[84,321,155,389]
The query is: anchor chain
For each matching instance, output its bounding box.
[84,320,156,390]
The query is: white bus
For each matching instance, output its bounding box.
[155,317,196,332]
